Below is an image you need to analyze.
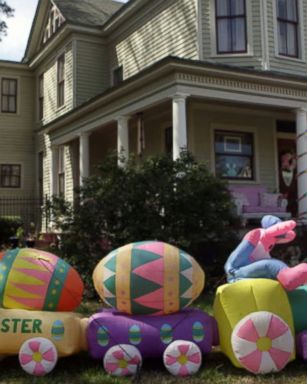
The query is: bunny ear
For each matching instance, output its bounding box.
[264,220,297,238]
[275,230,296,244]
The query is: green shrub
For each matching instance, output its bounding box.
[0,216,23,249]
[47,151,238,295]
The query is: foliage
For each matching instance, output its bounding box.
[0,216,22,249]
[0,1,14,40]
[47,151,237,295]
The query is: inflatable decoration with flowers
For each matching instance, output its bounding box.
[231,311,294,374]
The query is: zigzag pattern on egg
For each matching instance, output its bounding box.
[93,241,205,315]
[0,248,84,312]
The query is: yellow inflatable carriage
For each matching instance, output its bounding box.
[214,279,296,374]
[0,248,86,375]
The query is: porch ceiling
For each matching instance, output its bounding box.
[45,56,307,145]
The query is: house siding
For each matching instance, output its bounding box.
[201,0,263,69]
[108,0,198,80]
[76,39,109,106]
[0,66,35,198]
[41,43,74,125]
[267,0,307,76]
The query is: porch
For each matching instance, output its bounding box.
[43,58,307,224]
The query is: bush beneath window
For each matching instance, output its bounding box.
[47,151,238,296]
[0,216,23,249]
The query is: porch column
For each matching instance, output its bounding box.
[172,93,189,160]
[50,145,58,196]
[296,108,307,222]
[117,115,130,166]
[79,132,90,186]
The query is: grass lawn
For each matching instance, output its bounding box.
[1,295,307,384]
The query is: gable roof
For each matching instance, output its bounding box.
[23,0,124,63]
[53,0,123,27]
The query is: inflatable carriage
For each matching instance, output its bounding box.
[0,247,85,375]
[0,242,217,377]
[214,215,307,374]
[89,241,218,377]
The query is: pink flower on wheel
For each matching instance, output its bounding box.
[163,340,202,376]
[231,311,294,374]
[19,337,58,376]
[103,344,142,377]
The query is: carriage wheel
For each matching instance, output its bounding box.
[103,344,142,377]
[231,311,294,374]
[163,340,202,376]
[19,337,58,376]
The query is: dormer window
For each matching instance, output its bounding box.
[43,5,65,44]
[277,0,299,58]
[215,0,247,54]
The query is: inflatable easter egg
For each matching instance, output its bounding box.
[93,241,205,315]
[51,320,65,341]
[0,248,83,311]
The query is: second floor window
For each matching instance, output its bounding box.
[1,78,17,113]
[0,164,21,188]
[39,74,44,120]
[277,0,299,57]
[215,0,247,54]
[58,146,65,195]
[57,54,65,107]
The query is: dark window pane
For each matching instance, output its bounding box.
[216,0,228,16]
[230,0,244,15]
[0,164,21,188]
[217,20,232,52]
[1,78,17,113]
[232,18,246,51]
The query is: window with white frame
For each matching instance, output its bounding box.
[215,0,247,54]
[214,131,254,180]
[1,78,17,113]
[0,164,21,188]
[57,54,65,107]
[276,0,299,57]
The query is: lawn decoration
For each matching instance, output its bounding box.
[231,311,294,374]
[103,344,142,377]
[90,241,213,377]
[213,278,295,373]
[87,308,216,360]
[0,248,84,311]
[19,337,58,376]
[4,223,307,377]
[224,215,307,291]
[93,241,205,315]
[163,340,202,376]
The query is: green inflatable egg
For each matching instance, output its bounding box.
[51,320,65,341]
[129,324,142,345]
[160,323,173,344]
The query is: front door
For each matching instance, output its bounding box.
[278,138,297,216]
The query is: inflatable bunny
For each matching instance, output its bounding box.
[225,215,307,291]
